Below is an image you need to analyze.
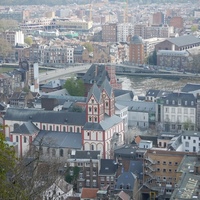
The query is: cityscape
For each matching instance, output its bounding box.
[1,0,200,200]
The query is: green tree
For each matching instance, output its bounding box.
[0,19,18,32]
[64,77,85,96]
[191,25,198,32]
[0,38,12,62]
[83,42,93,53]
[24,37,33,46]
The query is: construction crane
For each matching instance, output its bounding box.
[124,0,128,23]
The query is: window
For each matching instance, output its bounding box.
[169,169,172,173]
[70,127,72,132]
[172,100,175,105]
[157,161,160,165]
[89,117,92,122]
[86,179,90,186]
[163,161,166,165]
[191,101,194,106]
[178,108,181,114]
[91,144,94,150]
[163,169,166,172]
[183,136,186,139]
[24,136,26,143]
[63,126,66,132]
[50,125,52,131]
[184,108,188,114]
[94,107,97,113]
[43,125,45,130]
[91,99,94,103]
[190,108,194,115]
[166,100,169,104]
[52,149,56,157]
[185,141,189,147]
[60,149,63,157]
[185,101,187,106]
[171,108,175,113]
[94,117,97,122]
[194,140,196,143]
[165,107,169,113]
[56,126,59,131]
[89,107,92,112]
[188,136,191,140]
[16,135,18,142]
[175,162,178,165]
[172,124,176,129]
[157,168,160,172]
[87,132,90,136]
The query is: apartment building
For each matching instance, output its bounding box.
[102,23,117,43]
[129,35,144,64]
[67,150,101,193]
[152,12,165,25]
[156,92,196,132]
[142,149,190,200]
[117,23,134,43]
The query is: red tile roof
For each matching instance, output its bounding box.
[81,188,99,199]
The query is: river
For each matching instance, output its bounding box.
[120,76,200,96]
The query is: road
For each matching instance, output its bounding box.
[39,64,91,83]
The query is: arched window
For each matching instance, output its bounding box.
[91,144,94,150]
[60,149,64,157]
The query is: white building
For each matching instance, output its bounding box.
[139,140,153,149]
[157,92,196,132]
[43,178,73,200]
[117,23,134,43]
[15,30,24,45]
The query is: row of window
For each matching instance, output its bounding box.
[157,168,177,173]
[165,107,195,114]
[157,161,179,165]
[166,99,194,106]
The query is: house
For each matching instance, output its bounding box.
[115,171,137,197]
[181,83,200,97]
[43,178,73,200]
[10,121,40,157]
[67,150,101,193]
[115,100,156,129]
[80,188,99,200]
[156,92,196,132]
[98,159,118,191]
[32,131,82,162]
[9,91,37,108]
[115,191,131,200]
[40,79,66,93]
[145,89,171,102]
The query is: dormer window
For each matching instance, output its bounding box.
[191,101,194,106]
[166,100,169,104]
[185,101,187,106]
[91,99,94,103]
[172,100,175,105]
[178,100,181,105]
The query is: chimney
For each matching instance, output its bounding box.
[95,65,98,77]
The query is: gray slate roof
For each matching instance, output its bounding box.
[11,121,39,134]
[99,159,118,175]
[100,78,113,98]
[116,100,156,113]
[161,92,196,107]
[86,82,101,103]
[32,131,82,149]
[129,160,143,180]
[115,171,136,191]
[181,83,200,93]
[167,35,200,47]
[83,114,122,131]
[4,108,86,126]
[82,64,110,86]
[71,150,101,159]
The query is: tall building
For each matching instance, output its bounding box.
[169,16,183,29]
[102,23,117,43]
[152,12,164,25]
[117,23,134,42]
[129,35,144,64]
